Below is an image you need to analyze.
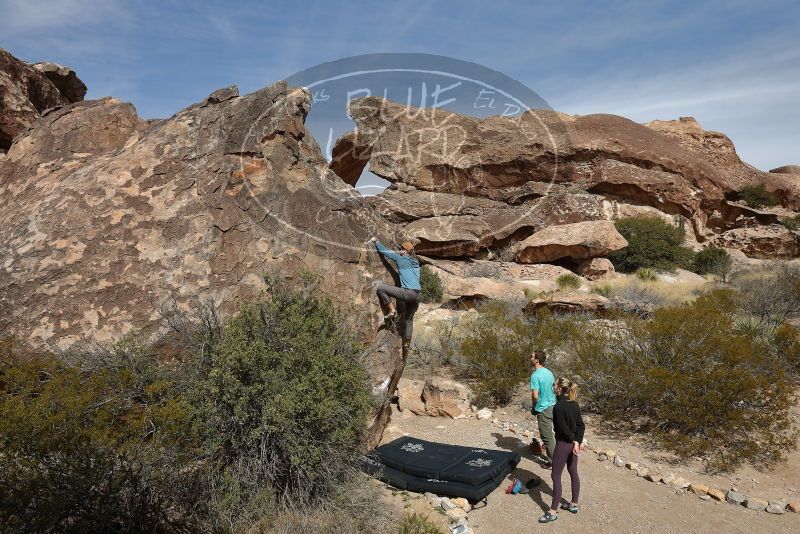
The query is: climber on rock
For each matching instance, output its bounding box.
[369,237,421,348]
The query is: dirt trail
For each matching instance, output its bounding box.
[379,405,800,534]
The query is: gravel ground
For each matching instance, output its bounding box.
[379,404,800,534]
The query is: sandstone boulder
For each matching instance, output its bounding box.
[426,265,527,308]
[0,48,69,150]
[421,377,472,418]
[524,293,610,314]
[712,224,800,258]
[31,61,87,103]
[577,258,615,280]
[0,80,405,448]
[396,378,426,415]
[515,220,628,264]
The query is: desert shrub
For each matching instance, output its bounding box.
[732,262,800,334]
[591,284,612,297]
[0,338,202,533]
[634,267,657,281]
[771,323,800,376]
[556,273,581,290]
[568,290,795,472]
[458,302,532,405]
[194,279,372,529]
[780,214,800,231]
[411,316,465,371]
[469,261,501,278]
[420,265,444,304]
[735,184,779,208]
[693,246,732,280]
[397,512,445,534]
[610,216,694,272]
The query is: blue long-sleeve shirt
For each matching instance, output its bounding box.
[375,241,421,290]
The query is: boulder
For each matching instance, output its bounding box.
[0,48,70,150]
[31,61,87,103]
[515,221,628,264]
[689,484,709,496]
[706,488,725,501]
[712,224,800,258]
[421,378,472,418]
[426,265,527,308]
[577,258,615,280]
[0,80,407,448]
[396,378,426,415]
[524,293,610,315]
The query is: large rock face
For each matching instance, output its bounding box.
[0,48,74,151]
[333,97,734,221]
[331,98,800,261]
[0,81,414,446]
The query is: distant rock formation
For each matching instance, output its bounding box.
[331,97,800,260]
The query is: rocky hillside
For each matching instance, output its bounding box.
[332,97,800,265]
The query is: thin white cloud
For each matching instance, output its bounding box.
[0,0,128,33]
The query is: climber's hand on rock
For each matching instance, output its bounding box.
[369,236,377,243]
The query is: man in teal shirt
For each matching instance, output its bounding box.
[530,350,556,464]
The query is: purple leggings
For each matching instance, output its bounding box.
[551,440,580,510]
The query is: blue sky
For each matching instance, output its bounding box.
[2,0,799,173]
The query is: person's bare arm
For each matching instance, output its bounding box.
[531,389,539,412]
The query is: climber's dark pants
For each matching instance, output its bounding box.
[376,282,420,340]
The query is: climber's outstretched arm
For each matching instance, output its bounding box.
[371,237,401,262]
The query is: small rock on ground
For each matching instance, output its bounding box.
[690,484,709,496]
[766,502,786,515]
[726,490,745,506]
[744,498,768,511]
[476,408,492,420]
[707,488,725,502]
[788,501,799,513]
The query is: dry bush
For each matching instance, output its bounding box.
[568,291,795,472]
[731,261,800,333]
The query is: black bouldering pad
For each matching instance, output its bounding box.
[361,436,520,502]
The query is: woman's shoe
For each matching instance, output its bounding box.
[560,503,579,514]
[538,511,558,523]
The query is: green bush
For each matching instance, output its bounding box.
[735,185,779,209]
[780,214,800,231]
[398,512,445,534]
[459,302,532,405]
[0,338,202,533]
[195,279,372,528]
[420,265,444,303]
[610,216,694,272]
[634,267,657,281]
[693,246,732,280]
[568,291,794,472]
[556,273,581,290]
